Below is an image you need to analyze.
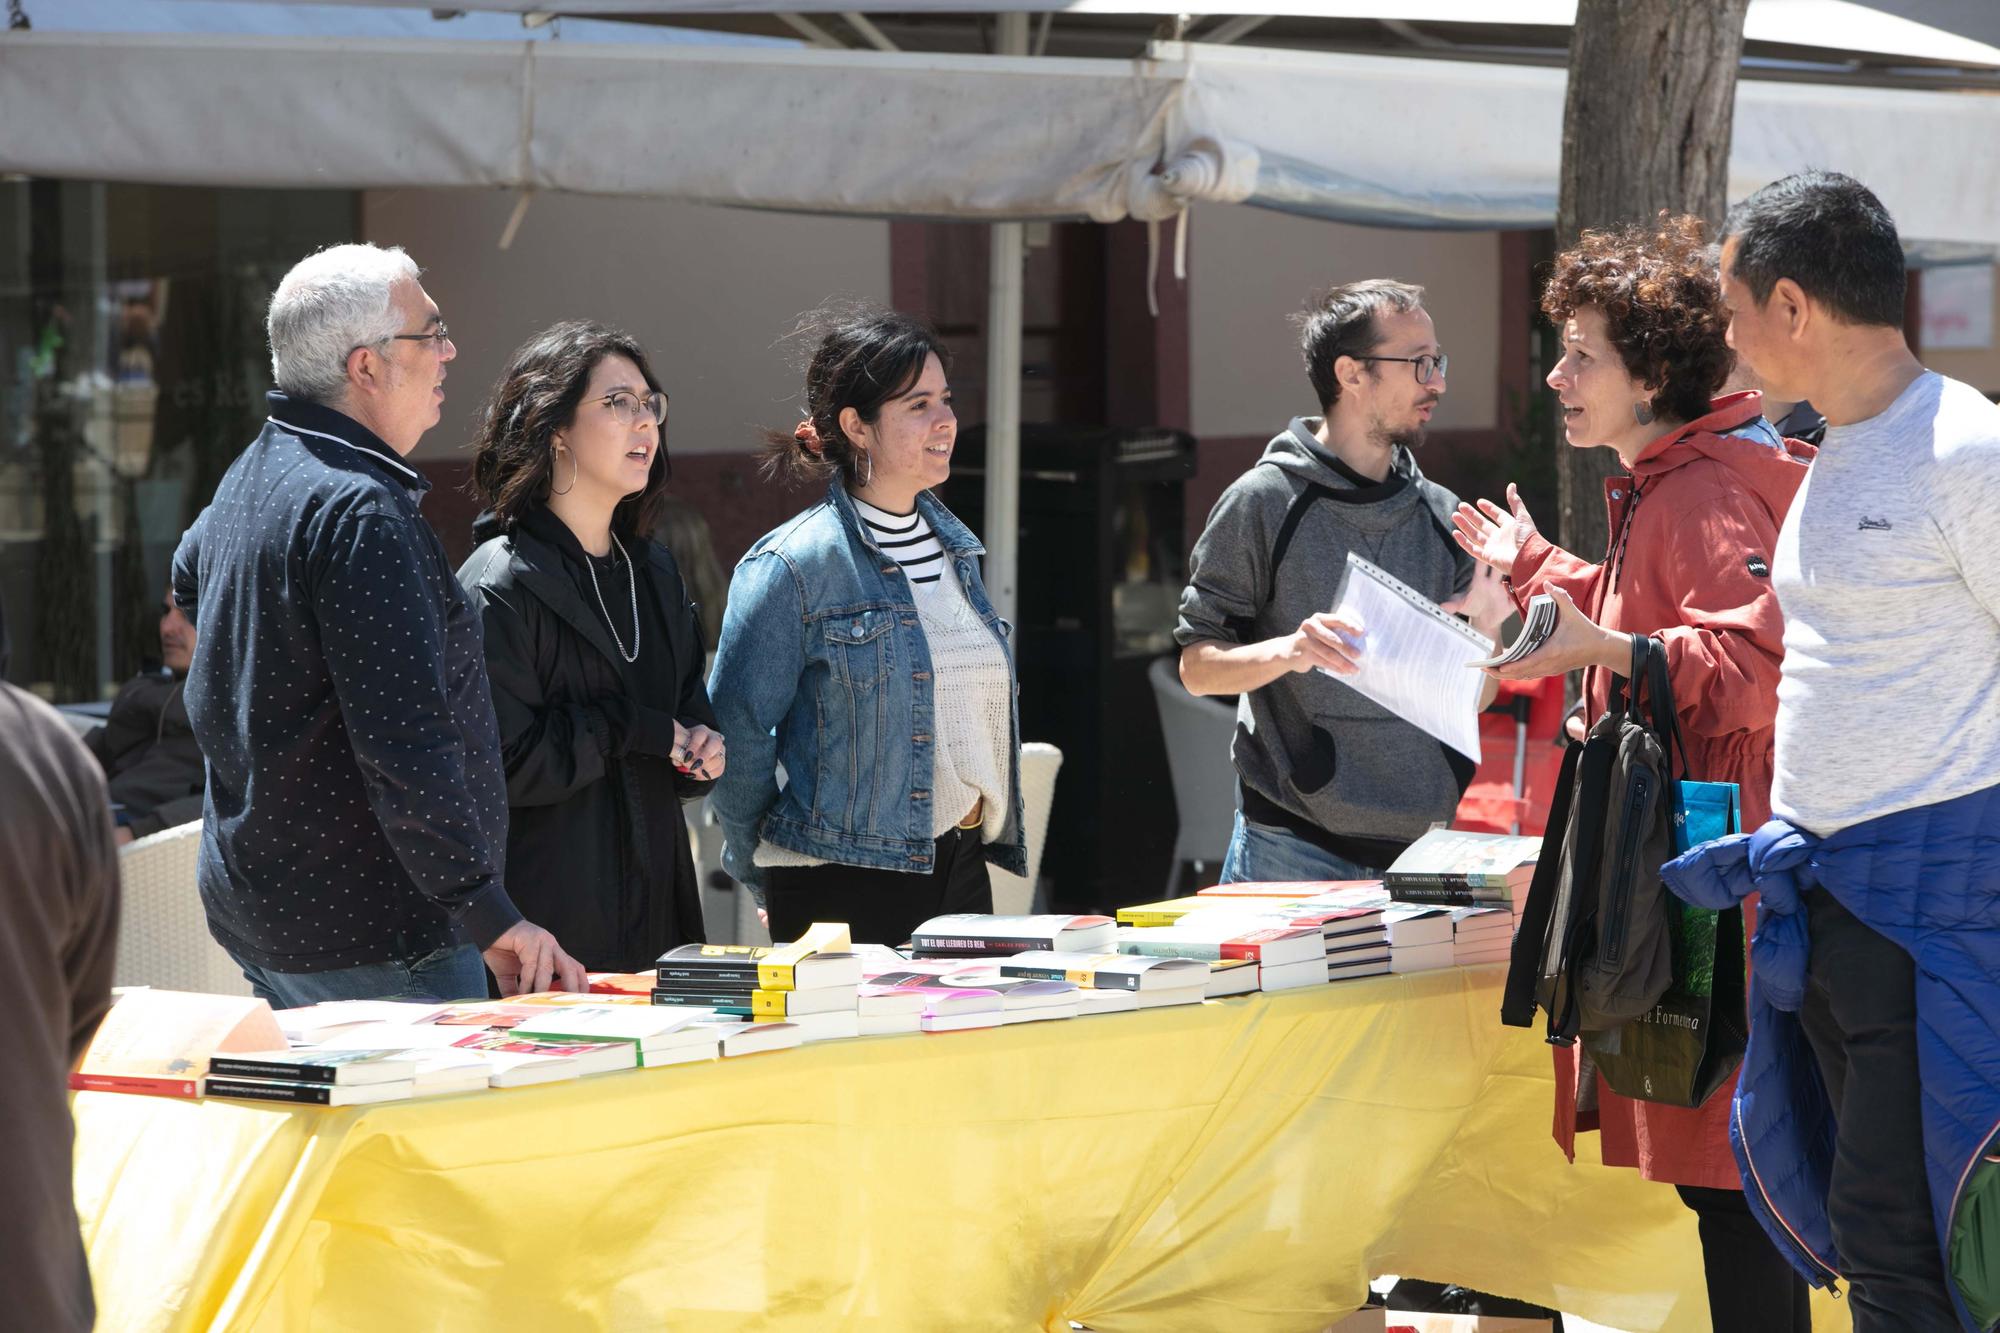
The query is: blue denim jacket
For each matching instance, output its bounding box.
[710,480,1027,899]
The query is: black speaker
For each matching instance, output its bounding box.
[942,423,1195,913]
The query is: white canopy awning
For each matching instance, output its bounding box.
[7,27,1999,252]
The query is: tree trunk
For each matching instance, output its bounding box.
[1554,0,1750,562]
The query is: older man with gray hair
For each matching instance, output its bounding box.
[173,243,583,1005]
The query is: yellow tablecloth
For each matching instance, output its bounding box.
[73,966,1848,1331]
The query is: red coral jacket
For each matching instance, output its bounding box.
[1508,391,1816,1190]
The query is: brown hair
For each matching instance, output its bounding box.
[759,304,952,488]
[469,320,672,539]
[1541,214,1735,426]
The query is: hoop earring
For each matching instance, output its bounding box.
[1632,400,1656,427]
[853,447,874,489]
[550,446,576,496]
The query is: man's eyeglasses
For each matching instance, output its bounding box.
[1355,352,1448,385]
[387,322,451,350]
[599,389,669,428]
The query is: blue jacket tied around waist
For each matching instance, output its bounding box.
[1661,782,2000,1330]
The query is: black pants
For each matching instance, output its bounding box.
[1675,1185,1810,1332]
[1797,889,1959,1332]
[763,826,994,947]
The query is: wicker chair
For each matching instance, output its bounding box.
[115,821,251,996]
[988,741,1064,916]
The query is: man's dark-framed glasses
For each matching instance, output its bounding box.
[1356,352,1447,385]
[388,322,451,349]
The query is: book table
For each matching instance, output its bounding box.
[72,966,1845,1331]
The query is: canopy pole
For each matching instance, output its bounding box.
[982,11,1029,626]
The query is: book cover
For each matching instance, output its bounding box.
[1195,879,1381,899]
[1385,829,1541,891]
[69,989,288,1099]
[908,913,1116,956]
[203,1076,414,1107]
[207,1048,416,1087]
[1114,895,1212,928]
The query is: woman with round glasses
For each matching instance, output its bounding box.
[458,320,724,972]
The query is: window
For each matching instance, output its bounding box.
[0,181,355,700]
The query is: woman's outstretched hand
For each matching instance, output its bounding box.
[1483,586,1630,681]
[1451,482,1541,577]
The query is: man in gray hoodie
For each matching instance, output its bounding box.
[1176,278,1508,882]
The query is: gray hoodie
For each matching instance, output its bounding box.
[1175,417,1475,862]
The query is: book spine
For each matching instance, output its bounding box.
[998,964,1072,984]
[653,978,756,995]
[655,966,763,985]
[909,939,1040,956]
[1121,939,1224,962]
[203,1078,338,1105]
[68,1072,201,1098]
[1116,912,1189,928]
[1387,871,1507,891]
[651,990,751,1008]
[207,1058,340,1084]
[1387,885,1509,906]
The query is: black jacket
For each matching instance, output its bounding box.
[459,508,716,972]
[87,670,205,839]
[173,393,521,972]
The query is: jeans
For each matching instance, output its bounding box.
[1798,889,1959,1332]
[764,825,994,947]
[1218,812,1379,885]
[229,942,489,1010]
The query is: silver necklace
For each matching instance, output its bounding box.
[585,532,640,664]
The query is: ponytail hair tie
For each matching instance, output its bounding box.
[793,419,824,455]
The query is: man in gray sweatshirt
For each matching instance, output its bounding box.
[1176,279,1508,882]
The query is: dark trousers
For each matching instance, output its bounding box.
[1797,889,1959,1332]
[763,826,994,947]
[1675,1185,1811,1332]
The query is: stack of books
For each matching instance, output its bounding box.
[1173,884,1392,982]
[997,951,1211,1008]
[201,1048,418,1106]
[856,966,1007,1032]
[510,1004,724,1067]
[1449,906,1516,967]
[1111,923,1330,991]
[1384,829,1540,915]
[883,959,1084,1024]
[652,924,864,1040]
[1306,884,1454,974]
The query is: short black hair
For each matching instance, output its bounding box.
[1297,278,1427,413]
[1721,171,1906,328]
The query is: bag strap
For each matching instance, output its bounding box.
[1629,633,1691,780]
[1501,736,1583,1028]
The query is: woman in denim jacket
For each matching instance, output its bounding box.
[710,308,1026,945]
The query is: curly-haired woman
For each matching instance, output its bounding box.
[458,321,723,972]
[1452,215,1818,1329]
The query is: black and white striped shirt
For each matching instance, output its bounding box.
[855,497,945,585]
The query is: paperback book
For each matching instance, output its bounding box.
[907,913,1116,957]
